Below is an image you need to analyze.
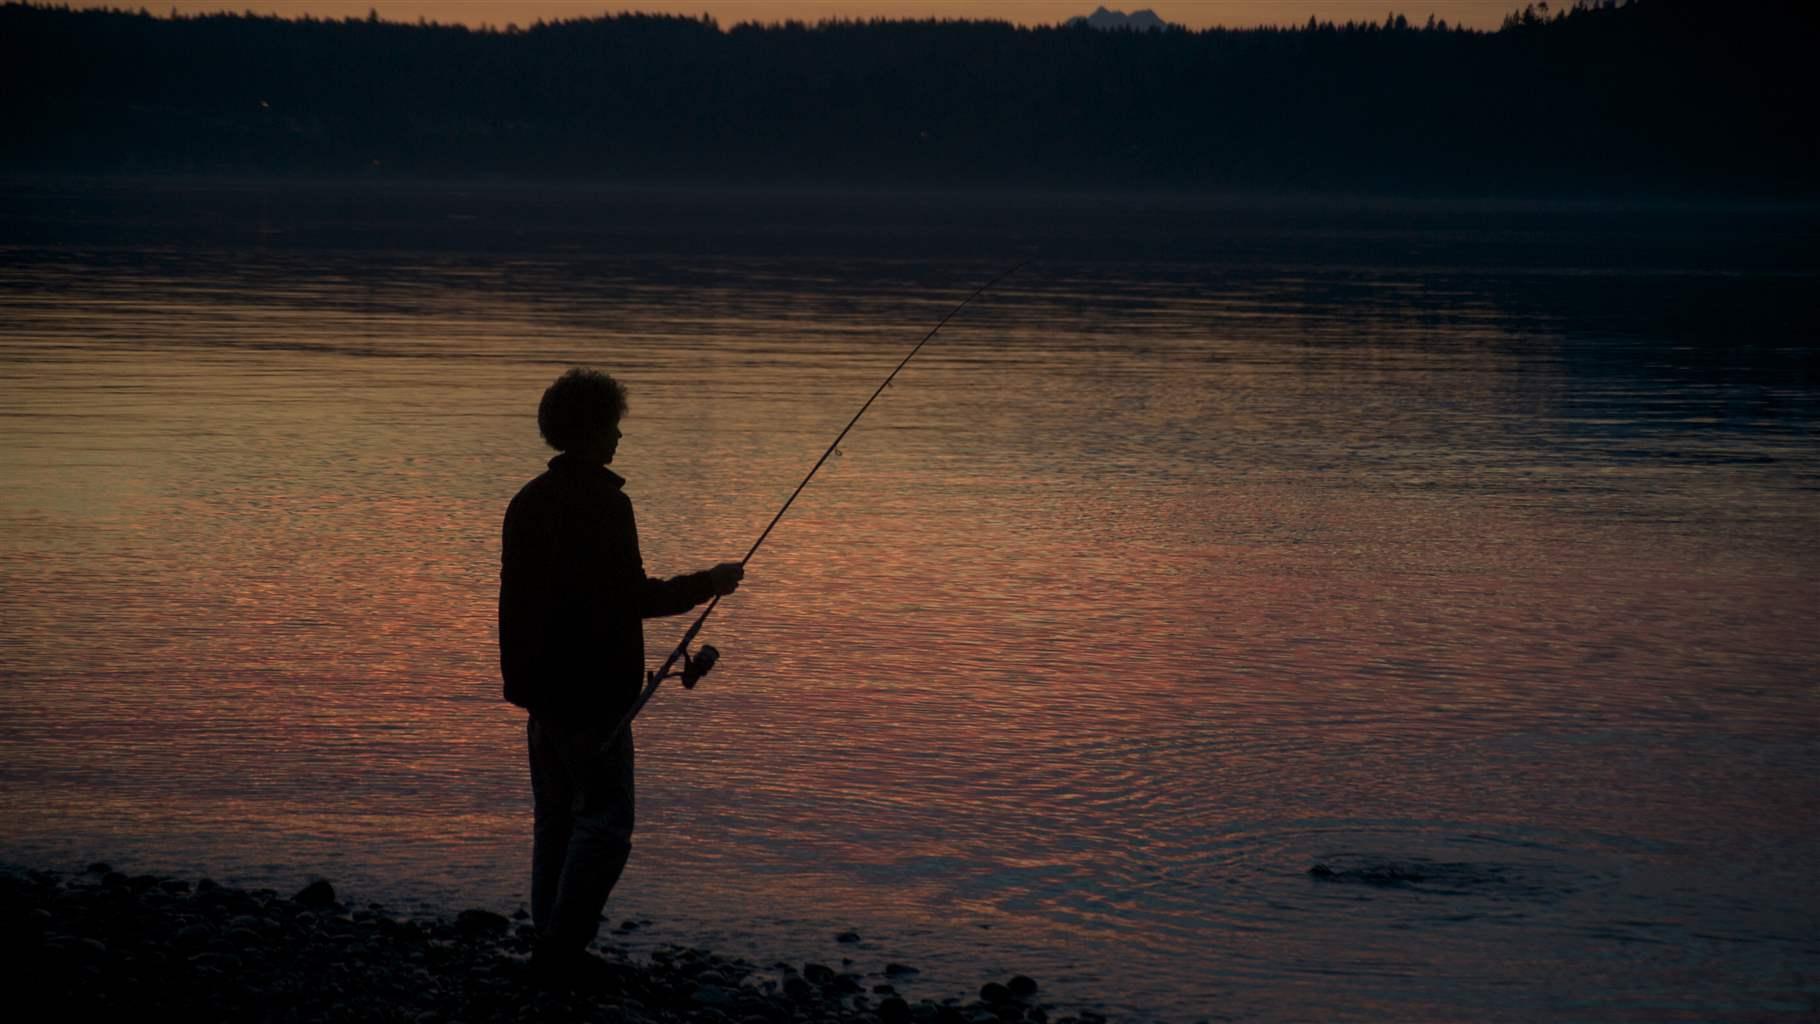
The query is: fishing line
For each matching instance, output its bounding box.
[604,260,1029,745]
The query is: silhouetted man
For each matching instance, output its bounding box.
[499,367,741,984]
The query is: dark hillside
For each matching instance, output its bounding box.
[1,0,1814,194]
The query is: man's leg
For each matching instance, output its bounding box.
[542,724,636,956]
[527,717,574,937]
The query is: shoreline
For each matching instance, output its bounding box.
[2,863,1090,1024]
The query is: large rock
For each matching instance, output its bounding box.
[292,879,336,908]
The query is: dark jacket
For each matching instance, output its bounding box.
[499,453,715,726]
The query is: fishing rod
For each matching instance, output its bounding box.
[604,260,1028,746]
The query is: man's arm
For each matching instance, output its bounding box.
[636,562,743,617]
[636,570,717,619]
[607,493,743,618]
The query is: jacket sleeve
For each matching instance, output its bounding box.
[637,570,717,619]
[606,490,716,619]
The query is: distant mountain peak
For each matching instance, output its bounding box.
[1068,7,1173,32]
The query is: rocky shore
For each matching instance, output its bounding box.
[2,864,1094,1024]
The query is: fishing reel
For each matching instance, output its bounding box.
[681,644,719,689]
[648,644,720,690]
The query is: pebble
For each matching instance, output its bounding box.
[190,951,242,971]
[693,983,738,1007]
[3,865,1079,1024]
[175,923,213,944]
[454,908,510,936]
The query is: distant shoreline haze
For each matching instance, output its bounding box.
[63,1,1529,31]
[4,0,1815,194]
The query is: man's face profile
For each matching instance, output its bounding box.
[594,418,622,464]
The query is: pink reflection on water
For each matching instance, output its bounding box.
[2,253,1817,1021]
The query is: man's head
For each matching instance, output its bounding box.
[539,367,627,463]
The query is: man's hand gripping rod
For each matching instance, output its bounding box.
[602,261,1028,747]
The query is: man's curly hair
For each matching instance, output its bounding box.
[538,367,628,452]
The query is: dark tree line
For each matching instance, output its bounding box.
[1,0,1814,193]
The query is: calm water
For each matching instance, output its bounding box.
[2,182,1818,1021]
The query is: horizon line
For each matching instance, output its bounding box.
[30,2,1529,34]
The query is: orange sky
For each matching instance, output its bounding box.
[84,2,1528,30]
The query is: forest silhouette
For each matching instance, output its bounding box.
[2,0,1814,193]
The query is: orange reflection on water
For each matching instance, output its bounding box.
[3,245,1817,1020]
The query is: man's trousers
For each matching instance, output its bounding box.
[527,717,635,955]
